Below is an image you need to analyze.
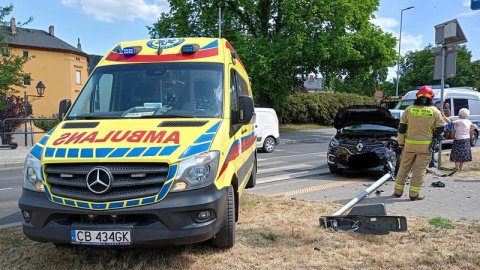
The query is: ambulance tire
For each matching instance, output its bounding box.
[246,159,257,189]
[212,185,235,249]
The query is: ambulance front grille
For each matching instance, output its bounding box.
[45,163,169,202]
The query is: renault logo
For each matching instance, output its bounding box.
[356,143,364,152]
[86,167,113,194]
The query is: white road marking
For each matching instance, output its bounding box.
[258,164,312,174]
[0,188,13,191]
[257,168,330,184]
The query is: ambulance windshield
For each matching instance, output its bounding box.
[67,62,224,119]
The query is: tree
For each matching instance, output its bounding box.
[0,4,33,109]
[399,45,477,94]
[147,0,397,107]
[0,95,25,144]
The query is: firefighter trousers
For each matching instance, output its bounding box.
[394,148,431,198]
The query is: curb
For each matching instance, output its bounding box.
[1,162,24,169]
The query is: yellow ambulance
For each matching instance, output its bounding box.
[19,37,257,249]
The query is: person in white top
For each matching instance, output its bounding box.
[443,108,475,172]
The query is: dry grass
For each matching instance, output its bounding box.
[1,148,479,269]
[1,194,479,270]
[440,147,480,179]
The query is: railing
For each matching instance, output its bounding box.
[1,117,59,148]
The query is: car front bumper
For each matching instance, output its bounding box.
[18,184,227,247]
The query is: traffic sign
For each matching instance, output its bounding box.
[472,0,480,10]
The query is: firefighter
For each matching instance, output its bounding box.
[394,85,445,200]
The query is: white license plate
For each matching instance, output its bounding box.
[71,230,132,245]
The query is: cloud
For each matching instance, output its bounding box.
[61,0,170,22]
[458,11,479,17]
[371,17,398,33]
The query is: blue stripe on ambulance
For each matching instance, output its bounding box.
[179,121,220,159]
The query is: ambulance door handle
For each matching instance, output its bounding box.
[241,128,247,134]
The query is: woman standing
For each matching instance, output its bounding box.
[443,108,475,172]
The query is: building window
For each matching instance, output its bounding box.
[75,70,81,84]
[2,48,8,57]
[23,75,31,86]
[22,50,29,58]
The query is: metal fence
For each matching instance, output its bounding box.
[1,117,59,148]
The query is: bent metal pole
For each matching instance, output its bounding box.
[332,173,391,216]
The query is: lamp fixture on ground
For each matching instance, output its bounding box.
[395,6,414,97]
[24,81,46,146]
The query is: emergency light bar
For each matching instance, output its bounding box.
[181,44,200,54]
[123,46,142,56]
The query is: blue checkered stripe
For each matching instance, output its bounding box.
[45,164,178,210]
[179,121,221,159]
[29,128,56,161]
[43,145,180,159]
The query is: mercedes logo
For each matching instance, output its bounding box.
[356,143,364,152]
[86,167,113,194]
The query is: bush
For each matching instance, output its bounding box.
[0,95,25,144]
[275,92,376,125]
[33,115,58,132]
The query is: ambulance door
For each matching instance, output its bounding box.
[229,69,250,186]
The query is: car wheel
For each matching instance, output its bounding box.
[211,185,235,249]
[470,131,478,147]
[246,158,257,189]
[262,136,276,153]
[329,164,342,174]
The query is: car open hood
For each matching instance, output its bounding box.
[333,105,399,130]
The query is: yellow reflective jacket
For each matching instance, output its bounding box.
[398,105,445,152]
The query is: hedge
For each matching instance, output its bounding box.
[275,92,376,125]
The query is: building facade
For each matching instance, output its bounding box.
[2,18,89,144]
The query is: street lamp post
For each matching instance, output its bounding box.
[218,0,228,38]
[395,6,414,97]
[24,81,46,146]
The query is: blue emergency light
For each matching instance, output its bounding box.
[181,44,200,54]
[123,46,142,56]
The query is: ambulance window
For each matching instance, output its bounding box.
[469,99,480,115]
[452,99,468,116]
[93,74,113,112]
[230,69,239,127]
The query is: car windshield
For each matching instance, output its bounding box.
[393,99,414,110]
[343,124,397,132]
[66,62,224,120]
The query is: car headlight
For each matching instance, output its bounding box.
[170,151,219,192]
[23,154,45,192]
[330,138,339,147]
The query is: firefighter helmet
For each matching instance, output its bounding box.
[416,85,434,100]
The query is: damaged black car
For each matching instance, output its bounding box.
[327,105,401,176]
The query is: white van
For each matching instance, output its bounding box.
[390,86,480,146]
[254,108,280,153]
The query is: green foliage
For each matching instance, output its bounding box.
[0,4,33,109]
[148,0,397,107]
[32,115,58,132]
[276,92,376,124]
[429,217,453,229]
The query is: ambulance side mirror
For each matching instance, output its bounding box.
[238,95,254,124]
[58,99,72,122]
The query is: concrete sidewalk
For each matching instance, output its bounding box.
[0,146,30,168]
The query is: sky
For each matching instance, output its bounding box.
[6,0,480,81]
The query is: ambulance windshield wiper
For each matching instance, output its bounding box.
[140,114,196,118]
[67,115,119,120]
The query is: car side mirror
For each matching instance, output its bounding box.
[238,95,254,124]
[58,99,71,122]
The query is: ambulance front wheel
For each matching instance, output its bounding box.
[211,185,235,249]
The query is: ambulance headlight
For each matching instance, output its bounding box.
[171,151,219,192]
[23,155,45,192]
